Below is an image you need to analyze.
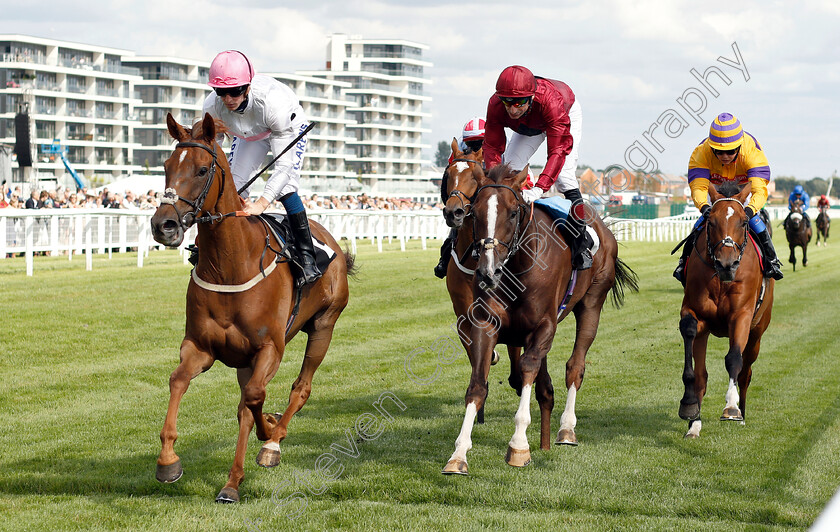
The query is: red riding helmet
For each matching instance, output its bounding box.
[462,117,486,142]
[495,65,537,98]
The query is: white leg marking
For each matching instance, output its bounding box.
[724,378,739,410]
[686,420,702,438]
[508,384,532,450]
[262,441,281,452]
[559,384,577,431]
[484,195,498,270]
[447,402,478,464]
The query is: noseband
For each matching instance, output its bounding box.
[472,183,528,265]
[706,197,748,267]
[159,141,226,226]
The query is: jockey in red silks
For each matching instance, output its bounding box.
[818,194,830,211]
[203,50,320,283]
[483,65,591,270]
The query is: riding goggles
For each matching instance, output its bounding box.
[499,96,532,108]
[214,85,249,98]
[711,146,740,157]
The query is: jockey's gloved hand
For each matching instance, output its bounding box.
[744,206,755,219]
[700,204,711,218]
[521,187,543,204]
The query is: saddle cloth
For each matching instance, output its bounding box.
[534,196,600,257]
[259,213,337,275]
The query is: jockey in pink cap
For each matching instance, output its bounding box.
[203,50,321,283]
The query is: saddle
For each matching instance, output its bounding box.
[259,213,337,281]
[534,196,600,257]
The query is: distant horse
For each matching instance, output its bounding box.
[150,113,354,503]
[784,200,812,270]
[442,164,638,474]
[678,181,774,438]
[816,206,830,246]
[441,139,521,423]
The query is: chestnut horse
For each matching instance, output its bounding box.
[442,164,637,474]
[441,139,521,422]
[678,181,774,438]
[150,113,354,503]
[785,200,812,270]
[816,206,830,246]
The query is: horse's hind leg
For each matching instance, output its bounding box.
[534,356,554,450]
[156,342,215,484]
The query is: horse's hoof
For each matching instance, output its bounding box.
[684,432,699,439]
[720,407,744,421]
[679,401,700,421]
[555,428,578,446]
[505,446,531,467]
[491,349,500,366]
[441,459,468,475]
[256,445,281,468]
[155,459,183,483]
[215,487,240,503]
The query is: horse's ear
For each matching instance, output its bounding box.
[166,112,188,142]
[512,165,530,191]
[707,185,721,204]
[473,163,488,186]
[198,113,216,143]
[451,137,461,157]
[736,184,751,205]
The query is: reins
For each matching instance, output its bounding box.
[160,141,228,227]
[471,183,535,274]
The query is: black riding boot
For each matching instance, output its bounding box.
[804,213,812,229]
[755,229,784,280]
[288,211,323,285]
[186,244,199,266]
[673,227,701,286]
[563,188,592,270]
[434,228,457,279]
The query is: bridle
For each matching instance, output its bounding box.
[159,141,226,227]
[705,197,749,268]
[471,183,530,267]
[445,157,481,214]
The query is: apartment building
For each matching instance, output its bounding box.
[300,34,434,197]
[0,34,142,185]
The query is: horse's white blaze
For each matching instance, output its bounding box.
[454,161,469,188]
[509,384,532,450]
[559,384,578,431]
[686,420,702,438]
[262,441,280,452]
[484,195,498,270]
[447,402,478,464]
[726,206,735,220]
[178,150,187,165]
[724,378,739,409]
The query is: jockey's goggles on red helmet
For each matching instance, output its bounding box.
[214,85,249,98]
[499,96,532,109]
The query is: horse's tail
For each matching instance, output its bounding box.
[610,256,639,309]
[343,247,360,280]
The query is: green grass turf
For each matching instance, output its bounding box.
[0,234,838,531]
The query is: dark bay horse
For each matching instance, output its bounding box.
[678,181,774,438]
[150,113,354,503]
[785,200,811,270]
[816,206,830,246]
[442,164,637,474]
[441,139,521,423]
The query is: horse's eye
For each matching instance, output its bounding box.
[510,210,518,220]
[198,166,209,177]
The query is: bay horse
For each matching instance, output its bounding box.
[678,181,774,438]
[816,206,830,246]
[442,164,637,474]
[150,113,354,503]
[784,200,811,270]
[441,139,521,423]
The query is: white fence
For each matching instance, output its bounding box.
[2,206,813,276]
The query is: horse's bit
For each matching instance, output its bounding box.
[160,141,226,227]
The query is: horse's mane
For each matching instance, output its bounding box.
[440,168,449,203]
[717,181,741,198]
[487,163,514,184]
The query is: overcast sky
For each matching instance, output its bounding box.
[6,0,839,179]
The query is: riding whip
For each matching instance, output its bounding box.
[236,122,316,196]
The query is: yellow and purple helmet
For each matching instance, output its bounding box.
[708,112,743,151]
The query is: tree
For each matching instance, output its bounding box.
[434,140,450,167]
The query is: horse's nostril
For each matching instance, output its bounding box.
[454,208,465,218]
[162,219,178,232]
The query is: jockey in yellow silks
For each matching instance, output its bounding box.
[674,112,784,283]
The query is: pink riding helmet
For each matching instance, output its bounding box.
[208,51,255,88]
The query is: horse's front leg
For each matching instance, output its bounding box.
[507,320,555,467]
[442,327,496,475]
[216,368,258,503]
[156,340,215,484]
[721,312,752,422]
[679,313,710,438]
